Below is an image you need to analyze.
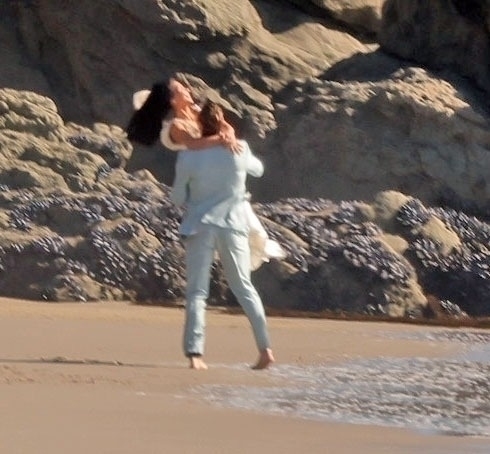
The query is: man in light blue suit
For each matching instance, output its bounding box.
[171,101,274,370]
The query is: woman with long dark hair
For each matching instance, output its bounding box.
[126,78,239,151]
[126,82,171,146]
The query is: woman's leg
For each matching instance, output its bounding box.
[183,226,216,365]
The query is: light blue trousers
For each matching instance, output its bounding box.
[183,224,271,357]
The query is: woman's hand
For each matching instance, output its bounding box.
[219,124,242,154]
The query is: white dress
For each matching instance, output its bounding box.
[160,118,285,271]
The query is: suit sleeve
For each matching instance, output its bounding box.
[243,141,264,178]
[170,152,190,206]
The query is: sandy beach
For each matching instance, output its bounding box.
[0,297,488,454]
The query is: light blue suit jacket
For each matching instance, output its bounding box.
[170,140,264,236]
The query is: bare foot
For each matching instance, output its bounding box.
[251,348,275,370]
[189,356,208,370]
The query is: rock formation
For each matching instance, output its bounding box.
[258,66,490,215]
[285,0,385,35]
[0,88,488,320]
[1,0,488,217]
[379,0,490,96]
[0,1,489,320]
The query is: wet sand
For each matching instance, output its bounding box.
[0,297,488,454]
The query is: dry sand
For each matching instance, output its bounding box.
[0,297,488,454]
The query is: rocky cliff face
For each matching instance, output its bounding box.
[259,66,490,213]
[379,0,490,96]
[1,0,488,215]
[0,1,489,318]
[286,0,384,35]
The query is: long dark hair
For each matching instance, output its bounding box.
[126,82,172,146]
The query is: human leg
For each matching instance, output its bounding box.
[216,228,274,368]
[183,227,216,366]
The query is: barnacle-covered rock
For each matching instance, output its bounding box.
[0,88,489,321]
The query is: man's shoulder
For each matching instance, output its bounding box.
[238,140,253,157]
[183,146,229,157]
[237,139,249,146]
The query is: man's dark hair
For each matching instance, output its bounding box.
[199,100,223,137]
[126,82,172,146]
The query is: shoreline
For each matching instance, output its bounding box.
[232,305,490,329]
[1,297,489,453]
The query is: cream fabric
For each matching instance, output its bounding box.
[132,89,151,110]
[160,118,201,151]
[245,201,286,270]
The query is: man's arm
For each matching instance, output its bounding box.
[170,152,191,207]
[243,141,264,178]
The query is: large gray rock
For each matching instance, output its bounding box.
[286,0,385,34]
[379,0,490,95]
[256,66,490,214]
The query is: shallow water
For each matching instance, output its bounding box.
[197,330,490,437]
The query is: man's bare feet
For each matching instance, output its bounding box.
[251,348,275,370]
[189,356,208,370]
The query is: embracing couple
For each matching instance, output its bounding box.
[126,77,281,370]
